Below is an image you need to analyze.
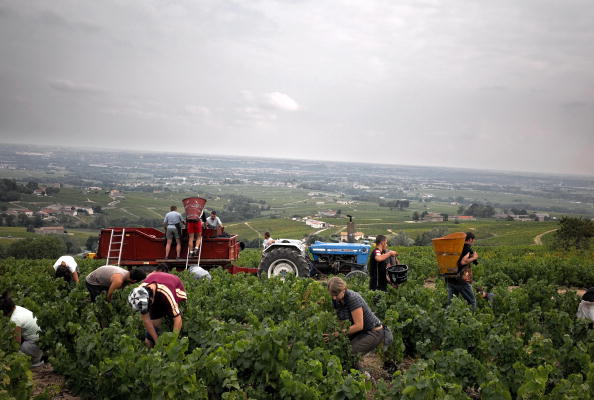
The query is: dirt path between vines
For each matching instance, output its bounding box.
[31,363,79,399]
[534,229,557,245]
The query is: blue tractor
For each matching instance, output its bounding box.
[258,239,371,279]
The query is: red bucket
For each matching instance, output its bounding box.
[182,197,206,221]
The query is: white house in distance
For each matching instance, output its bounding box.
[305,219,328,229]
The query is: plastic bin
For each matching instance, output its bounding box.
[387,264,408,284]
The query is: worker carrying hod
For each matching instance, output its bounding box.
[445,232,479,309]
[128,270,187,347]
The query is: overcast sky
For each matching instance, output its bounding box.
[0,0,593,175]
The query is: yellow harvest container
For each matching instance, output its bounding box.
[86,252,97,259]
[432,232,466,275]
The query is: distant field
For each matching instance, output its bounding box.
[0,184,580,250]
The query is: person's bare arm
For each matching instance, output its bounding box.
[72,271,80,283]
[172,315,182,333]
[348,307,365,335]
[142,313,159,344]
[375,250,398,262]
[14,326,22,343]
[106,274,125,302]
[460,251,478,266]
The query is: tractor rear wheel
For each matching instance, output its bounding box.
[258,248,310,278]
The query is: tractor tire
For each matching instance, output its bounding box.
[258,247,310,279]
[345,269,368,285]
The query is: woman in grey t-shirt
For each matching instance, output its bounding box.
[327,277,385,355]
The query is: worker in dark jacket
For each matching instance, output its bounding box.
[369,235,398,291]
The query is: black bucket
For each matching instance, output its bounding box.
[387,264,408,284]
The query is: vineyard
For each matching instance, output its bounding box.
[2,246,594,399]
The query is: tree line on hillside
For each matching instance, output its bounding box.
[0,179,59,202]
[0,235,77,260]
[379,199,410,210]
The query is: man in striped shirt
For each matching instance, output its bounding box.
[128,271,187,347]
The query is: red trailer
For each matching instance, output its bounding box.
[95,197,257,274]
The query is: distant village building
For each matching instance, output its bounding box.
[305,219,328,229]
[534,213,550,222]
[87,186,102,192]
[336,200,354,205]
[340,231,364,242]
[6,209,33,217]
[109,189,124,198]
[453,216,476,222]
[36,226,65,235]
[422,212,443,222]
[318,210,337,218]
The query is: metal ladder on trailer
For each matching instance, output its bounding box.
[106,228,126,266]
[185,239,203,270]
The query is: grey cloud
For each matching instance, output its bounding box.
[561,101,590,111]
[48,79,106,95]
[37,10,101,33]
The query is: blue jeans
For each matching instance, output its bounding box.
[447,281,476,310]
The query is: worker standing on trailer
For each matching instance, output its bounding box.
[52,255,79,283]
[445,232,479,309]
[187,215,202,257]
[369,235,398,291]
[128,271,187,348]
[163,205,184,259]
[205,210,223,230]
[85,265,146,302]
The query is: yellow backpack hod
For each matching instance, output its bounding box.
[432,232,466,276]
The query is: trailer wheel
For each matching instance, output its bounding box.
[258,248,310,278]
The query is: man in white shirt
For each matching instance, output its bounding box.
[53,255,79,283]
[205,210,223,230]
[263,232,275,249]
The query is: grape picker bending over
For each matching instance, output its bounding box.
[53,255,79,283]
[445,232,479,309]
[128,271,187,348]
[325,277,391,355]
[85,265,146,302]
[577,288,594,325]
[1,291,44,367]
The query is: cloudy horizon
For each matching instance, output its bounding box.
[1,0,593,176]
